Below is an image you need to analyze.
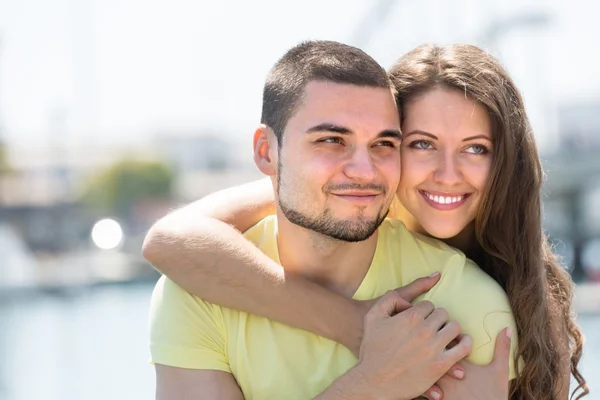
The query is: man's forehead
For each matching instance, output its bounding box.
[286,81,398,129]
[296,80,394,113]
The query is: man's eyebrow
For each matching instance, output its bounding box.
[306,124,402,140]
[305,123,352,134]
[378,130,402,140]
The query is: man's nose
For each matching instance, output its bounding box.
[344,148,377,182]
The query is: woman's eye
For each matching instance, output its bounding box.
[464,144,489,154]
[410,140,433,150]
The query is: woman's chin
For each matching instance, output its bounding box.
[422,226,463,241]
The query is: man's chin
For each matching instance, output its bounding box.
[324,230,375,243]
[334,214,383,226]
[279,203,386,242]
[325,218,384,242]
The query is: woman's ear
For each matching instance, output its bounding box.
[253,124,277,176]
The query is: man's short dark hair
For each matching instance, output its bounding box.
[260,40,393,146]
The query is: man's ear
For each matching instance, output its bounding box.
[253,124,277,176]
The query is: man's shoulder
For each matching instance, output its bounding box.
[243,215,277,246]
[151,275,222,317]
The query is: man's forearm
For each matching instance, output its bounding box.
[143,216,362,349]
[314,366,414,400]
[313,367,374,400]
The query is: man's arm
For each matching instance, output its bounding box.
[313,367,377,400]
[155,365,243,400]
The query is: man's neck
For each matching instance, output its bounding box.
[275,211,379,298]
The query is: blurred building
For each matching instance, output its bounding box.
[0,169,89,253]
[0,130,261,255]
[155,130,236,171]
[558,100,600,158]
[543,98,600,281]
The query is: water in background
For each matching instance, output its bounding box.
[0,283,155,400]
[1,282,598,400]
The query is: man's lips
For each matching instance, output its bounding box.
[331,192,382,205]
[331,191,381,197]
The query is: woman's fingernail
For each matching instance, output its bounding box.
[506,327,513,339]
[431,390,441,400]
[429,271,440,278]
[454,369,464,379]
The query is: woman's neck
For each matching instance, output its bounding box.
[393,201,475,254]
[442,224,476,254]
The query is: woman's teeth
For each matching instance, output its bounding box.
[424,192,465,204]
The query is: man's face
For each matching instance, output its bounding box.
[274,80,401,242]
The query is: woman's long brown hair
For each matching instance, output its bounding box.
[388,44,588,399]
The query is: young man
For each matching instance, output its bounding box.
[148,40,516,400]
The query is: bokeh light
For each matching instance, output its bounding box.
[91,218,123,250]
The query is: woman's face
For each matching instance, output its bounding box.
[397,87,493,239]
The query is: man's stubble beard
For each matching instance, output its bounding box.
[276,159,389,243]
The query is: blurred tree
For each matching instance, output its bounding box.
[81,158,174,217]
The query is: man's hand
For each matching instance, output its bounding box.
[348,272,443,355]
[352,290,473,400]
[346,273,466,399]
[358,272,442,312]
[435,327,513,400]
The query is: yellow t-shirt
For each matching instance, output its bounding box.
[149,217,518,400]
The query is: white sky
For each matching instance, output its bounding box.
[0,0,598,153]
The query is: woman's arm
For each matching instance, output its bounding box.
[175,177,277,233]
[142,178,365,352]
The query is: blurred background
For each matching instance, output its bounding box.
[0,0,598,398]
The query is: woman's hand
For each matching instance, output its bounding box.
[434,327,513,400]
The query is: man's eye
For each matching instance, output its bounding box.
[318,137,343,144]
[374,140,397,148]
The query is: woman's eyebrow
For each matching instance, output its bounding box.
[462,134,492,142]
[403,130,437,140]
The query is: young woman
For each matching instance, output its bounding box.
[143,44,587,399]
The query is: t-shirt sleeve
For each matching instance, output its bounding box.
[149,276,230,372]
[421,258,520,380]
